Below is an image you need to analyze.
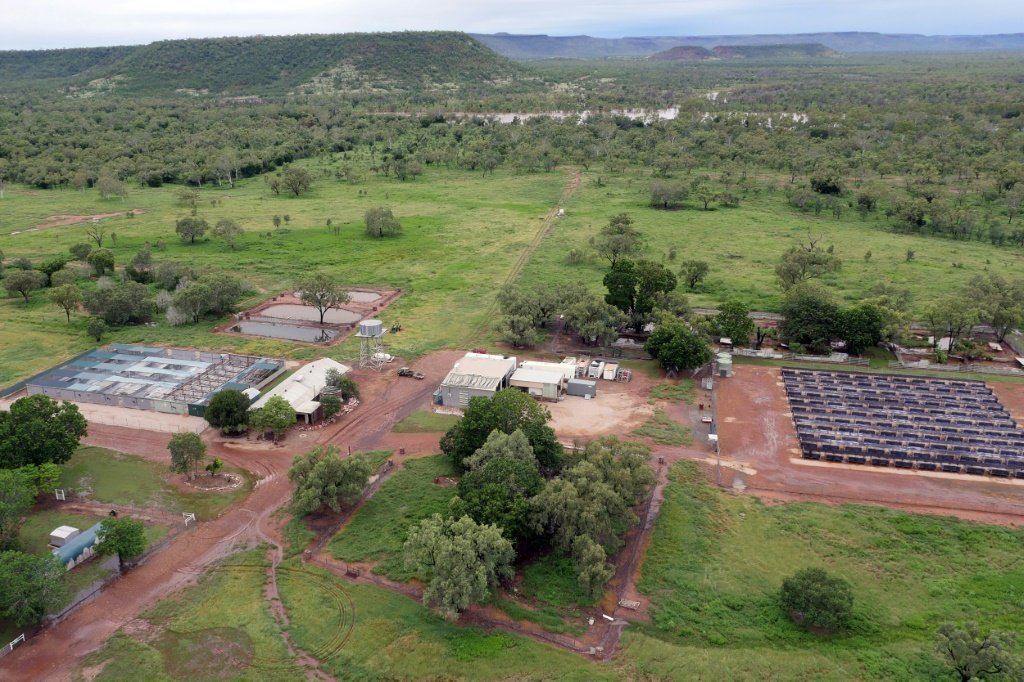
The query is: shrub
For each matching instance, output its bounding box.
[780,567,854,632]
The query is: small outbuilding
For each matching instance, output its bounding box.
[249,357,351,424]
[510,367,564,401]
[53,522,103,570]
[49,526,80,548]
[567,378,597,398]
[438,352,517,408]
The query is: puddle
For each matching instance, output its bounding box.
[260,304,362,324]
[230,321,338,343]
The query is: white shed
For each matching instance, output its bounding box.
[49,525,80,548]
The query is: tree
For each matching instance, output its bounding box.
[463,429,536,471]
[572,534,614,599]
[840,303,884,354]
[440,389,562,474]
[205,457,224,477]
[780,282,842,353]
[591,213,641,266]
[0,395,87,468]
[176,216,209,244]
[95,517,147,572]
[173,283,213,323]
[562,295,627,346]
[281,166,313,196]
[715,299,755,346]
[0,470,35,549]
[924,295,981,355]
[968,273,1024,342]
[4,269,46,303]
[250,396,295,441]
[95,174,126,200]
[691,179,718,210]
[679,260,710,290]
[779,567,854,632]
[87,248,115,276]
[288,446,372,516]
[86,317,107,342]
[39,256,70,282]
[650,181,688,209]
[298,273,351,325]
[49,269,78,288]
[645,320,713,373]
[0,551,67,626]
[85,281,155,326]
[320,394,342,418]
[604,259,678,331]
[364,206,402,237]
[168,432,206,480]
[403,514,514,621]
[49,284,82,322]
[325,369,360,400]
[69,242,93,261]
[213,218,244,249]
[810,166,844,195]
[935,623,1021,682]
[775,235,842,291]
[204,389,250,434]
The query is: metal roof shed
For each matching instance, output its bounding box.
[510,367,563,400]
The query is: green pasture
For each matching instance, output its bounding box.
[391,410,460,433]
[327,454,457,580]
[60,447,251,521]
[626,461,1024,680]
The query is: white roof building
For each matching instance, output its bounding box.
[249,357,350,423]
[438,353,517,407]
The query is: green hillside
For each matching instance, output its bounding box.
[0,32,527,96]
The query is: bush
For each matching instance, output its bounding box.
[780,567,854,632]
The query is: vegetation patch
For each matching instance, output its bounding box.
[650,380,695,404]
[328,455,457,580]
[392,411,461,433]
[520,554,600,608]
[631,409,693,446]
[493,597,585,635]
[630,461,1024,679]
[153,627,255,680]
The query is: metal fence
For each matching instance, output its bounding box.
[888,360,1024,377]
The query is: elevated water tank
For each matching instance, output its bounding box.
[359,319,384,337]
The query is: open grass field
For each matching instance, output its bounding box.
[391,410,461,433]
[626,461,1024,680]
[632,409,693,446]
[0,163,565,385]
[277,558,613,681]
[328,454,457,580]
[75,549,303,681]
[520,168,1024,315]
[61,446,251,520]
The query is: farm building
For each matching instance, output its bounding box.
[249,357,351,424]
[53,521,102,570]
[20,344,284,417]
[510,367,564,400]
[437,352,517,408]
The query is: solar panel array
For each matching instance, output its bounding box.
[782,367,1024,479]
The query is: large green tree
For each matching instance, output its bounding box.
[775,236,842,291]
[175,216,209,244]
[96,517,147,571]
[0,551,67,626]
[364,206,402,237]
[968,273,1024,342]
[204,389,251,434]
[562,294,628,346]
[4,269,46,303]
[714,299,755,346]
[0,395,87,468]
[645,319,713,373]
[288,446,372,516]
[779,567,854,632]
[298,273,351,325]
[604,259,678,331]
[49,284,83,322]
[250,396,296,441]
[281,166,313,196]
[440,389,562,474]
[0,470,35,550]
[840,303,885,355]
[590,213,642,266]
[403,514,514,620]
[935,622,1021,682]
[780,282,842,352]
[167,432,207,480]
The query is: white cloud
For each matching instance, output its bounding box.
[0,0,1022,49]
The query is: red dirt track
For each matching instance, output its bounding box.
[716,365,1024,526]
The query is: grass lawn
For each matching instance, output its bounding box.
[392,410,461,433]
[328,454,457,580]
[520,554,600,609]
[77,549,302,681]
[650,379,695,404]
[60,446,251,521]
[492,597,586,636]
[0,164,566,386]
[277,558,614,681]
[625,461,1024,680]
[632,409,693,446]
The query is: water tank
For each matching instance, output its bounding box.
[359,319,383,337]
[716,352,734,378]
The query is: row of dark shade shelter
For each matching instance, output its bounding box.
[782,368,1024,479]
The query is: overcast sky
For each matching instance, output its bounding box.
[2,0,1022,50]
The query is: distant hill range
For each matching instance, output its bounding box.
[650,43,840,61]
[0,32,524,95]
[472,32,1024,59]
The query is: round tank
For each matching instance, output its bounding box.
[716,352,734,377]
[359,319,384,337]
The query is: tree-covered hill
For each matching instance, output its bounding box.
[649,43,840,61]
[0,32,528,96]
